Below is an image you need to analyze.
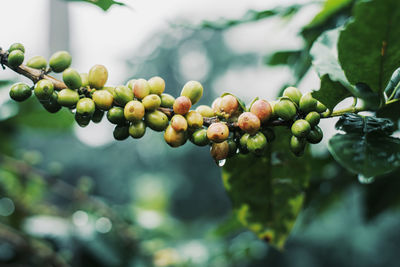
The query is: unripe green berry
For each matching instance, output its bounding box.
[164,125,187,147]
[129,121,146,139]
[9,43,25,53]
[316,101,327,113]
[160,93,175,108]
[305,111,320,127]
[247,132,267,155]
[250,99,272,123]
[307,126,323,144]
[27,56,47,70]
[133,79,150,100]
[76,98,95,117]
[9,83,31,102]
[107,107,125,124]
[148,76,165,95]
[210,141,229,161]
[207,122,229,143]
[115,85,134,106]
[173,96,192,115]
[75,113,91,127]
[34,79,54,100]
[113,124,130,141]
[283,86,302,105]
[49,51,72,73]
[181,80,203,105]
[269,100,278,119]
[92,90,114,110]
[186,110,203,129]
[80,73,89,87]
[145,110,169,131]
[196,105,215,117]
[142,94,161,111]
[126,79,136,90]
[190,129,209,146]
[238,112,261,135]
[103,86,116,98]
[290,136,306,157]
[8,50,24,67]
[41,92,62,113]
[171,114,188,132]
[274,99,297,121]
[124,100,145,122]
[57,89,79,107]
[63,68,82,89]
[91,108,104,123]
[239,133,250,154]
[299,92,317,113]
[291,119,311,138]
[88,64,108,89]
[220,95,239,116]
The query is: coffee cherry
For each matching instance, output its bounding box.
[9,43,25,53]
[148,76,165,95]
[305,111,320,127]
[164,125,187,147]
[173,96,191,115]
[211,97,223,116]
[190,129,209,146]
[75,113,91,127]
[196,105,215,117]
[207,122,229,143]
[27,56,47,70]
[34,79,54,100]
[92,90,114,110]
[124,100,145,122]
[171,114,188,132]
[76,98,95,117]
[239,133,250,154]
[299,92,317,113]
[160,93,175,108]
[115,85,134,106]
[63,68,82,89]
[145,110,169,131]
[291,119,311,138]
[220,95,239,115]
[283,86,302,105]
[133,79,150,100]
[142,94,161,111]
[247,132,267,154]
[103,86,116,98]
[250,99,272,123]
[274,99,297,121]
[186,111,203,129]
[238,112,260,135]
[269,100,278,118]
[91,108,104,123]
[181,81,203,105]
[9,83,31,102]
[42,92,61,113]
[210,141,229,161]
[307,126,323,144]
[316,101,327,113]
[49,51,72,73]
[89,64,108,89]
[57,89,79,107]
[290,136,306,157]
[262,128,275,142]
[113,124,130,141]
[80,73,89,87]
[129,121,146,139]
[107,107,125,124]
[8,50,24,67]
[126,79,136,90]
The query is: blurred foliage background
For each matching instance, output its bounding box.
[1,0,400,266]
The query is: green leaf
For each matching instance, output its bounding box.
[222,127,310,249]
[338,0,400,93]
[65,0,124,11]
[335,113,395,136]
[221,92,247,111]
[305,0,353,29]
[377,100,400,122]
[264,50,302,66]
[312,74,351,110]
[384,67,400,97]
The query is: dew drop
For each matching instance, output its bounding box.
[358,174,375,184]
[236,148,240,154]
[218,159,226,167]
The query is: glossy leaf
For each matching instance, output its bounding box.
[384,67,400,97]
[335,113,395,136]
[265,50,301,66]
[65,0,124,11]
[312,74,351,110]
[305,0,353,29]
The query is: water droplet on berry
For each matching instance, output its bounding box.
[358,174,375,184]
[218,159,226,167]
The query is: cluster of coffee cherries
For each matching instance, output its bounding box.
[6,42,326,163]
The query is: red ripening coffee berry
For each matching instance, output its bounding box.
[250,99,272,123]
[207,122,229,143]
[173,96,192,115]
[238,112,260,135]
[220,95,239,115]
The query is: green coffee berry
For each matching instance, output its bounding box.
[49,51,72,73]
[207,122,229,143]
[114,85,134,106]
[227,139,237,158]
[133,79,150,100]
[291,119,311,138]
[171,114,188,132]
[9,43,25,53]
[9,83,31,102]
[80,73,89,87]
[34,79,54,100]
[160,93,175,108]
[57,89,79,107]
[129,121,146,139]
[274,99,297,121]
[247,132,267,154]
[190,129,209,146]
[173,96,191,115]
[75,113,91,127]
[283,86,302,105]
[196,105,215,117]
[210,141,229,161]
[142,94,161,111]
[305,111,320,127]
[27,56,47,69]
[220,94,239,115]
[107,107,125,124]
[42,92,62,113]
[88,64,108,89]
[307,126,323,144]
[91,108,104,123]
[92,90,114,110]
[250,99,272,123]
[113,124,130,141]
[103,86,116,98]
[126,79,136,90]
[181,80,203,105]
[186,111,203,129]
[316,101,327,113]
[8,50,24,67]
[124,100,145,122]
[63,68,82,89]
[76,98,95,117]
[164,125,187,147]
[148,76,165,95]
[145,110,169,131]
[290,136,306,157]
[299,92,317,113]
[269,100,278,119]
[238,112,261,135]
[239,133,250,154]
